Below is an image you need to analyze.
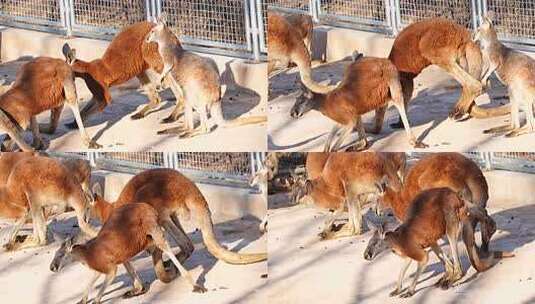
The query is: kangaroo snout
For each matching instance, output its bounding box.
[290,107,302,119]
[363,250,373,261]
[50,262,59,272]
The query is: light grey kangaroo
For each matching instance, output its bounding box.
[475,12,535,137]
[145,14,266,138]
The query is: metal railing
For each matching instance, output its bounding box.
[50,152,266,188]
[0,0,266,60]
[267,0,535,50]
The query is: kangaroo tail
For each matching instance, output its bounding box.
[292,40,336,94]
[197,209,266,264]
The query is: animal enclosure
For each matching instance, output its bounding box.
[50,152,265,187]
[0,0,267,59]
[268,0,535,49]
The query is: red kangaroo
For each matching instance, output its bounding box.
[89,168,266,267]
[63,21,177,129]
[302,152,402,239]
[50,203,206,304]
[385,17,509,128]
[364,188,513,297]
[378,152,495,253]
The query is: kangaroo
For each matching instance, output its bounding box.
[294,152,406,206]
[291,54,426,151]
[300,152,402,240]
[0,57,100,151]
[62,21,173,129]
[0,156,97,250]
[284,13,314,59]
[376,152,495,253]
[88,168,266,265]
[475,13,535,137]
[0,153,93,210]
[145,17,266,138]
[364,188,513,297]
[268,11,336,94]
[383,18,509,129]
[250,165,268,233]
[50,203,206,304]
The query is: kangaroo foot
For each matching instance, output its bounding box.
[130,112,146,120]
[122,285,149,298]
[400,290,415,298]
[161,114,180,124]
[7,235,43,251]
[505,126,531,138]
[484,124,513,135]
[193,284,207,293]
[347,139,368,152]
[389,288,402,297]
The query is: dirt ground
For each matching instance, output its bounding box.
[0,192,267,304]
[0,58,266,152]
[268,58,535,152]
[266,170,535,304]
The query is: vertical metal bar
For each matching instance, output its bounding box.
[255,0,266,53]
[310,0,318,22]
[394,0,401,30]
[315,0,322,20]
[471,0,478,29]
[248,0,261,61]
[68,0,75,33]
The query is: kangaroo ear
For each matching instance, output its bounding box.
[351,50,363,62]
[304,179,314,194]
[158,12,168,26]
[91,183,103,197]
[486,10,495,23]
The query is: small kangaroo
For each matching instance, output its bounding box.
[0,156,97,250]
[268,11,336,94]
[250,165,268,233]
[301,152,402,239]
[145,16,266,138]
[0,57,100,150]
[291,54,426,151]
[383,18,510,129]
[475,12,535,137]
[88,168,266,265]
[364,188,513,297]
[376,152,495,254]
[50,203,206,304]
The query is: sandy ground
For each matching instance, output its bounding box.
[0,58,266,152]
[266,171,535,304]
[268,59,535,152]
[0,197,267,303]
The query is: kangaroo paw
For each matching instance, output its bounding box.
[193,284,207,293]
[122,285,149,298]
[130,112,146,120]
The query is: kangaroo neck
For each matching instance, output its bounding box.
[158,39,182,66]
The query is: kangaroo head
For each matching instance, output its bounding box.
[291,83,319,118]
[289,175,307,205]
[146,12,172,44]
[474,11,497,43]
[62,43,77,65]
[50,233,80,272]
[363,220,391,260]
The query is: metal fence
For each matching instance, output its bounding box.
[50,152,266,188]
[0,0,266,60]
[268,0,535,50]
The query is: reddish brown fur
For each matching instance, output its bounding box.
[305,152,330,180]
[389,18,473,78]
[387,188,467,262]
[382,153,488,221]
[73,203,159,274]
[91,168,266,265]
[0,57,74,129]
[268,12,333,93]
[307,152,401,210]
[317,57,395,125]
[72,21,176,108]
